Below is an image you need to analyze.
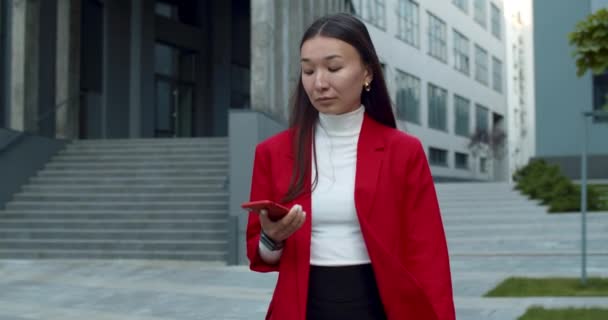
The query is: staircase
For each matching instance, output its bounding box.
[0,137,229,261]
[433,182,605,256]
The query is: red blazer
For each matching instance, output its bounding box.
[246,113,455,320]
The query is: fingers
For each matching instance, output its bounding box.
[260,205,307,242]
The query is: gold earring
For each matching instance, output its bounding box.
[364,82,371,92]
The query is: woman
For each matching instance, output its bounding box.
[246,13,455,320]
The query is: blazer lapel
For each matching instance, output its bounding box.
[355,113,386,221]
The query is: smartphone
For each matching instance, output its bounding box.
[241,200,290,221]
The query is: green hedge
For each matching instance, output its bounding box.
[513,159,602,212]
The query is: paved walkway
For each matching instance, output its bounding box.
[0,256,607,320]
[1,183,607,319]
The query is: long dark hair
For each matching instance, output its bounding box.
[282,13,396,203]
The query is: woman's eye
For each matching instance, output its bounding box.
[328,67,342,72]
[303,70,314,75]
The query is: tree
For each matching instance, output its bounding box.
[569,8,608,78]
[467,127,507,176]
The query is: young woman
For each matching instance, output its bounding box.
[246,13,455,320]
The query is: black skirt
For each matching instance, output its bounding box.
[306,264,387,320]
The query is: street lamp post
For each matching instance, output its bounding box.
[580,110,608,286]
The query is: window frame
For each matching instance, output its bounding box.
[454,95,471,137]
[397,0,419,47]
[453,29,470,76]
[428,83,448,132]
[492,56,503,93]
[395,69,421,124]
[491,3,501,40]
[427,12,448,63]
[473,0,487,28]
[474,44,489,85]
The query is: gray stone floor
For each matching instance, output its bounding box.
[0,255,607,320]
[1,185,607,319]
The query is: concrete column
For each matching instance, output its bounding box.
[55,0,80,139]
[9,0,39,132]
[251,0,275,116]
[250,0,346,121]
[0,0,9,127]
[129,0,143,138]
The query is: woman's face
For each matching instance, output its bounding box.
[300,36,372,115]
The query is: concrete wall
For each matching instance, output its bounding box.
[227,110,285,265]
[0,0,9,128]
[504,0,536,181]
[250,0,350,121]
[0,128,67,209]
[103,0,131,138]
[533,0,608,157]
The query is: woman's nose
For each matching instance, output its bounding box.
[314,71,329,90]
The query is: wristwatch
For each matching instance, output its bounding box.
[260,231,285,251]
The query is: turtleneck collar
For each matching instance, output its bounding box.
[317,105,365,136]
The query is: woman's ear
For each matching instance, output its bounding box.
[364,65,373,85]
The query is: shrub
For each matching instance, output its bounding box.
[514,159,602,212]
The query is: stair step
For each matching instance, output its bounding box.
[0,249,227,260]
[72,137,227,144]
[0,239,227,251]
[62,146,228,154]
[0,210,227,220]
[29,176,227,185]
[0,229,227,240]
[0,219,227,229]
[13,193,228,202]
[6,201,228,210]
[22,185,225,194]
[45,161,228,170]
[52,154,227,162]
[37,169,227,178]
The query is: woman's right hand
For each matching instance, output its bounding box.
[259,204,306,242]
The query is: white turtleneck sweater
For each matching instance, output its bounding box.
[259,106,370,266]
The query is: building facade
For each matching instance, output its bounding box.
[0,0,350,140]
[351,0,509,181]
[533,0,608,179]
[504,0,535,181]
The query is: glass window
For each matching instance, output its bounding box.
[155,43,177,77]
[455,152,469,170]
[593,71,608,119]
[475,104,489,133]
[453,29,470,75]
[453,0,468,13]
[429,147,448,167]
[474,0,487,28]
[480,157,488,173]
[395,70,421,124]
[492,57,503,93]
[397,0,419,47]
[454,95,470,137]
[428,83,448,131]
[155,1,178,20]
[352,0,386,29]
[428,13,447,63]
[491,3,501,39]
[475,45,489,85]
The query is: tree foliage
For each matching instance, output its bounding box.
[569,8,608,77]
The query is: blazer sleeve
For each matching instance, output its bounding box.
[401,139,456,320]
[246,143,280,272]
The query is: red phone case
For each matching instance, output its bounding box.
[241,200,290,221]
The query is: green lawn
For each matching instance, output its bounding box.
[518,306,608,320]
[484,277,608,297]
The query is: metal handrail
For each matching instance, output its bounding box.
[0,91,85,154]
[36,90,85,131]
